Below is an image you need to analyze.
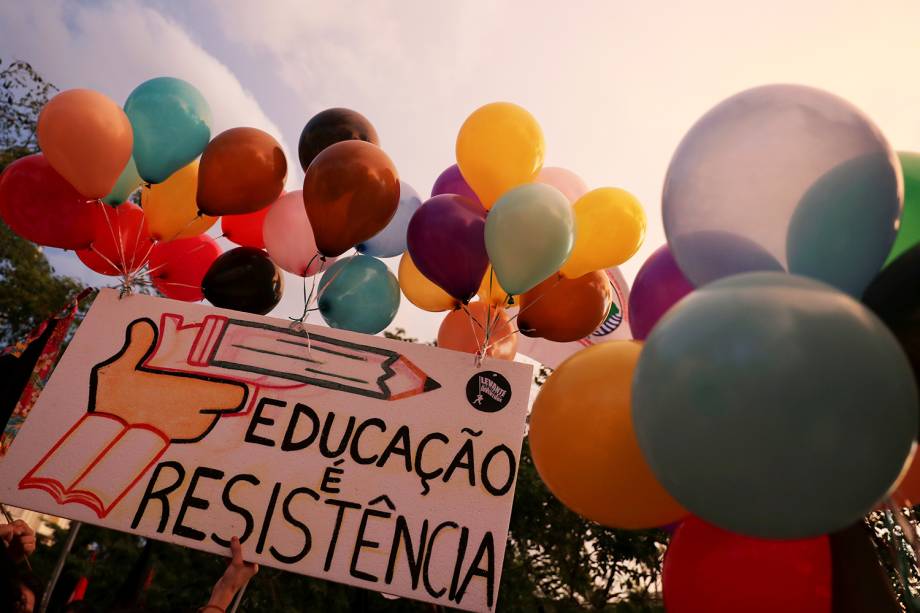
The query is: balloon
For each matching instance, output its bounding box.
[430,164,480,205]
[303,140,399,257]
[398,253,458,312]
[148,234,221,302]
[628,245,694,340]
[485,183,574,295]
[221,206,270,249]
[885,153,920,266]
[357,180,421,257]
[535,167,588,203]
[37,88,133,199]
[0,154,94,249]
[298,108,379,172]
[197,127,287,216]
[518,271,612,342]
[263,190,328,277]
[633,272,917,539]
[76,203,153,276]
[141,160,216,241]
[202,247,283,315]
[437,301,517,360]
[663,517,831,613]
[476,266,514,307]
[406,194,489,303]
[456,102,544,208]
[663,84,901,296]
[530,341,686,528]
[124,77,212,184]
[318,255,400,334]
[559,187,646,279]
[103,156,142,205]
[516,267,632,369]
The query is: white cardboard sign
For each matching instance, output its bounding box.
[0,289,533,612]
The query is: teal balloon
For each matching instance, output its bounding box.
[102,156,142,205]
[485,183,574,295]
[318,255,400,334]
[124,77,212,184]
[632,272,917,539]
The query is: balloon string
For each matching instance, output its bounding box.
[96,201,131,286]
[290,253,323,324]
[164,213,205,243]
[482,327,528,354]
[461,306,485,367]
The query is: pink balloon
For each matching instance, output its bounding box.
[263,190,331,276]
[536,167,588,203]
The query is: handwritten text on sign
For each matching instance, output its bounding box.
[0,290,533,612]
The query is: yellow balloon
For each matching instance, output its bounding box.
[529,341,687,529]
[456,102,545,209]
[141,160,217,241]
[477,266,515,307]
[560,187,646,279]
[398,253,459,312]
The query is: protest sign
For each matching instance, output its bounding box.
[0,289,533,612]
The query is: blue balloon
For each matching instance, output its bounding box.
[318,255,401,334]
[357,180,421,258]
[124,77,212,184]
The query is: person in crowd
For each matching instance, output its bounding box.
[198,536,257,613]
[0,519,39,612]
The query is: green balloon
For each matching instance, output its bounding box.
[885,152,920,266]
[318,255,400,334]
[124,77,212,184]
[102,156,142,205]
[632,272,917,539]
[485,183,574,295]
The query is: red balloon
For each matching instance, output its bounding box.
[221,205,270,249]
[664,517,831,613]
[76,203,153,276]
[0,154,94,249]
[148,234,221,301]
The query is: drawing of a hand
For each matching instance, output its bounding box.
[90,318,248,442]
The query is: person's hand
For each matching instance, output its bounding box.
[0,520,36,562]
[204,536,258,611]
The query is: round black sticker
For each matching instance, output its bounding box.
[466,371,512,413]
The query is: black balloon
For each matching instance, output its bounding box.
[298,108,379,171]
[202,247,283,315]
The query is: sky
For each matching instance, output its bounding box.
[2,0,920,341]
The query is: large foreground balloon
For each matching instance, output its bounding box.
[406,194,489,303]
[518,271,612,342]
[633,272,917,538]
[663,517,831,613]
[38,88,133,199]
[663,84,901,296]
[303,140,399,257]
[124,77,212,184]
[76,203,153,276]
[485,183,574,296]
[885,152,920,266]
[298,108,379,171]
[456,102,544,208]
[628,245,694,340]
[202,247,283,315]
[318,255,400,334]
[141,160,216,241]
[358,180,421,257]
[263,190,327,277]
[148,234,221,302]
[0,154,95,249]
[437,301,517,360]
[398,253,458,312]
[197,127,287,216]
[430,163,480,205]
[530,341,686,528]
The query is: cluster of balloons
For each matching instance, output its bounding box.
[529,84,920,612]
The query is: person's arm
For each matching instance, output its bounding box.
[0,520,36,562]
[199,537,258,613]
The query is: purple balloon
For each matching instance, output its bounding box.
[431,164,481,205]
[629,245,695,340]
[407,194,489,303]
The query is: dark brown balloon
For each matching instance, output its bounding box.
[197,127,287,216]
[518,270,613,342]
[298,108,379,171]
[303,140,399,258]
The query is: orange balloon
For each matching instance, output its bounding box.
[37,89,133,199]
[529,341,687,529]
[518,271,613,342]
[303,140,399,257]
[438,301,517,360]
[477,266,515,307]
[197,127,287,216]
[892,448,920,506]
